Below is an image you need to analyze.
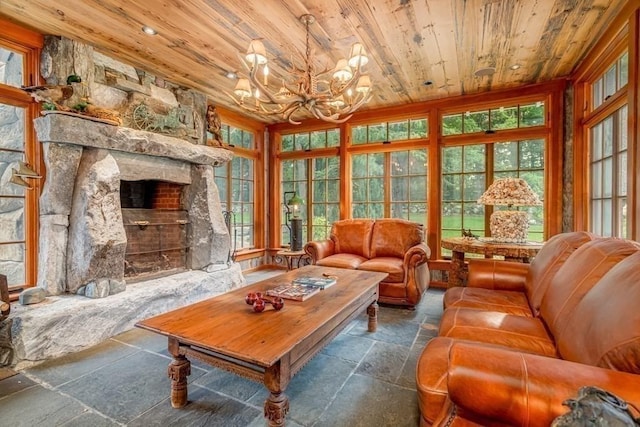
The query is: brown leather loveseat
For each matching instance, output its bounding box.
[304,218,430,307]
[415,232,640,426]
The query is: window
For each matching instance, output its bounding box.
[352,118,427,145]
[441,145,487,241]
[352,149,428,221]
[0,30,41,291]
[592,52,628,110]
[442,101,545,135]
[441,140,545,254]
[213,123,257,250]
[585,50,629,237]
[281,128,339,152]
[281,156,340,244]
[589,106,627,237]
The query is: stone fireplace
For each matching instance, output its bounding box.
[6,113,245,367]
[35,113,234,297]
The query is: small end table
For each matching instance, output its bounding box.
[275,249,308,271]
[441,237,544,287]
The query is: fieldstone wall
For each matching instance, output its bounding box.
[41,36,207,143]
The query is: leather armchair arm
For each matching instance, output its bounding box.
[466,259,529,291]
[403,242,431,267]
[304,239,335,263]
[445,341,640,426]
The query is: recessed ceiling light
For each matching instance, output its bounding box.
[142,26,158,36]
[474,67,496,77]
[225,71,238,79]
[510,64,521,70]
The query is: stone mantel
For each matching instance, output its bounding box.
[34,113,232,167]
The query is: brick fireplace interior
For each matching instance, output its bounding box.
[120,180,189,279]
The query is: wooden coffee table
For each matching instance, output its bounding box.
[136,265,387,426]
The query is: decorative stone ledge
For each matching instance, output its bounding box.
[10,265,245,368]
[34,113,232,167]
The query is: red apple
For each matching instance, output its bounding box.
[245,292,258,305]
[271,297,284,311]
[253,298,266,313]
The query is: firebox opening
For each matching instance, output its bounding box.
[120,180,190,280]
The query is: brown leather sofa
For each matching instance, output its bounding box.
[304,218,430,307]
[416,234,640,426]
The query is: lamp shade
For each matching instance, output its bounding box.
[286,193,304,208]
[477,178,542,206]
[332,59,353,82]
[233,78,252,98]
[245,40,267,65]
[348,42,369,68]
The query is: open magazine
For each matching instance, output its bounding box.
[292,276,337,290]
[266,283,320,301]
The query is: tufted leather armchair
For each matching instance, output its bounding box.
[304,218,431,307]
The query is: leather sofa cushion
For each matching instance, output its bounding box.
[524,231,596,316]
[358,257,405,282]
[316,253,367,269]
[443,287,532,316]
[369,218,423,259]
[556,251,640,372]
[540,238,640,338]
[439,307,558,357]
[416,337,455,424]
[330,219,374,259]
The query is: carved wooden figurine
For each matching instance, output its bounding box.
[206,105,224,146]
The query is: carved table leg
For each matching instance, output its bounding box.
[367,301,379,332]
[167,355,191,408]
[264,391,289,427]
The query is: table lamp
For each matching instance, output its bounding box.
[477,177,542,243]
[284,191,304,251]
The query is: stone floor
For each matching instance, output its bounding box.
[0,269,444,427]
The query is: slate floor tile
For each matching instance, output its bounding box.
[314,373,420,427]
[57,350,204,424]
[59,411,120,426]
[248,353,357,426]
[355,341,411,384]
[111,328,169,354]
[194,367,264,402]
[0,372,37,398]
[25,338,139,387]
[0,384,89,427]
[320,332,374,363]
[128,384,262,427]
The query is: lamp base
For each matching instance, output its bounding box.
[490,210,529,243]
[290,218,303,251]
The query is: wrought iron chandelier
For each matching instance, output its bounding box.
[227,14,372,125]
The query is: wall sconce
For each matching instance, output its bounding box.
[9,161,42,189]
[284,191,304,251]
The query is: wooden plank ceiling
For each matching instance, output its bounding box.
[0,0,625,124]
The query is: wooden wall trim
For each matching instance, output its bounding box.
[0,17,43,48]
[629,8,640,240]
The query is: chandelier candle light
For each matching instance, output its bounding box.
[477,177,542,243]
[228,14,372,124]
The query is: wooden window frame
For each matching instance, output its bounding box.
[215,107,265,254]
[572,4,640,239]
[0,19,42,293]
[269,81,565,259]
